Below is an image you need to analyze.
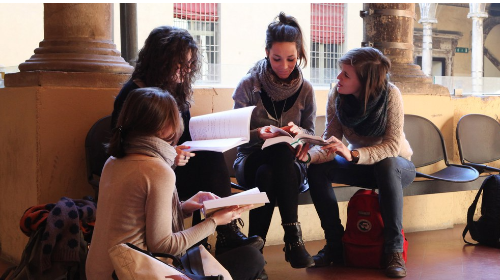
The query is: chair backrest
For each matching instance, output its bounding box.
[85,115,112,197]
[457,114,500,165]
[403,114,449,168]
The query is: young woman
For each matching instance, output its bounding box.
[87,88,265,280]
[110,26,263,254]
[232,12,316,270]
[302,47,416,278]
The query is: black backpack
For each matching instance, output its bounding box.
[463,175,500,248]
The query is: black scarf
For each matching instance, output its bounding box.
[335,86,389,137]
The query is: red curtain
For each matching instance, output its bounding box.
[311,4,345,45]
[174,3,219,22]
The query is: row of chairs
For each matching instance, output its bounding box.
[405,114,500,184]
[85,114,500,199]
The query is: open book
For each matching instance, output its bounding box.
[202,187,270,216]
[181,106,256,152]
[261,125,334,150]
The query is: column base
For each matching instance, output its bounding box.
[5,71,131,88]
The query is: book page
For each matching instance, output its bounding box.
[181,138,245,153]
[202,187,270,216]
[261,134,332,150]
[261,136,295,149]
[189,106,256,141]
[268,125,293,137]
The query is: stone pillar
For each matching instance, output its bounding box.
[468,3,488,94]
[5,3,133,87]
[120,3,138,66]
[418,3,438,76]
[0,3,132,262]
[361,3,448,95]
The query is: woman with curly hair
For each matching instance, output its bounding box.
[111,26,263,255]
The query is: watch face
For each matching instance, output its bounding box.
[351,150,359,163]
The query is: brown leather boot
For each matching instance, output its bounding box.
[385,252,407,278]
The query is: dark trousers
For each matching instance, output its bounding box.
[238,144,302,240]
[308,156,415,253]
[175,151,232,225]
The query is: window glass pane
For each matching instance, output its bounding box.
[174,3,220,83]
[310,3,345,86]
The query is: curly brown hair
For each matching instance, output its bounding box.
[131,26,201,112]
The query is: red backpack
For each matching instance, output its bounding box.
[342,189,408,268]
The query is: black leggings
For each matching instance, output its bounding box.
[175,151,232,225]
[240,144,301,240]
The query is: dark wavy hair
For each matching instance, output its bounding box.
[265,12,308,68]
[107,88,183,158]
[131,26,201,112]
[335,47,391,113]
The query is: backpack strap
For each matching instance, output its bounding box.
[463,181,485,245]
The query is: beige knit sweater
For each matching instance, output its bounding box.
[86,155,216,279]
[310,83,413,165]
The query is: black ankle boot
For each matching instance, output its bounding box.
[312,242,343,267]
[215,218,264,255]
[282,222,315,268]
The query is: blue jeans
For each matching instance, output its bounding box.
[307,156,416,253]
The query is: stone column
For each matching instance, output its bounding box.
[6,3,133,87]
[361,3,448,95]
[0,3,133,262]
[120,3,138,66]
[468,3,488,94]
[418,3,438,76]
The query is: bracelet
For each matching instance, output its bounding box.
[298,153,311,164]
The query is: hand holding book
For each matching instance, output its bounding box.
[201,187,270,217]
[261,125,335,150]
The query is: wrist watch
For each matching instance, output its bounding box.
[350,150,360,163]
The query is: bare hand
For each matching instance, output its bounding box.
[175,145,195,166]
[285,122,302,136]
[181,191,220,214]
[321,136,352,161]
[211,204,254,225]
[258,126,280,140]
[295,142,311,162]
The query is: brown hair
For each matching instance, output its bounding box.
[266,12,308,68]
[335,47,391,113]
[107,88,182,158]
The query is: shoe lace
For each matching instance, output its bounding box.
[387,253,405,268]
[230,218,247,238]
[236,218,244,228]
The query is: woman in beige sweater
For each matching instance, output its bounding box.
[86,88,265,280]
[299,47,415,278]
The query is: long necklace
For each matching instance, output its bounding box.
[271,98,287,127]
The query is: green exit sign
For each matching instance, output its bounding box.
[456,47,469,53]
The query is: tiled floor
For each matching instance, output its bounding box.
[1,224,499,279]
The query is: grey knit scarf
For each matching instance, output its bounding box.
[335,85,389,137]
[250,58,303,101]
[124,136,184,233]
